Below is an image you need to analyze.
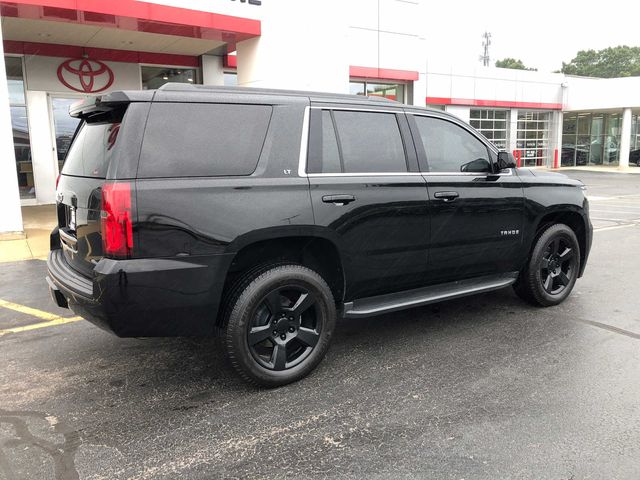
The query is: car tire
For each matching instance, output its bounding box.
[513,223,581,307]
[224,264,336,387]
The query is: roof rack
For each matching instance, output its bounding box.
[157,82,398,104]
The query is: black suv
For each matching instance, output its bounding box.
[47,84,592,386]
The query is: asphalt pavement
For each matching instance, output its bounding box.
[0,170,639,480]
[565,169,640,231]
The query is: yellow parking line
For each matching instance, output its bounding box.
[0,298,65,321]
[0,317,82,336]
[0,298,82,336]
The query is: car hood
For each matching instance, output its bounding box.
[526,168,568,179]
[518,168,584,187]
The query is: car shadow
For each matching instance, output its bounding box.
[60,285,533,395]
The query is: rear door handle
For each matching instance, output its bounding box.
[322,194,356,205]
[433,191,459,202]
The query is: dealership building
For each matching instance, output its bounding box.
[1,0,640,235]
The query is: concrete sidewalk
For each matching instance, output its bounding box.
[0,205,56,263]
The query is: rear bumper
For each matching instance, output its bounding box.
[47,248,93,302]
[46,249,233,337]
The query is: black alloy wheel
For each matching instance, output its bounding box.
[224,264,336,387]
[513,223,581,307]
[539,236,577,296]
[248,286,322,371]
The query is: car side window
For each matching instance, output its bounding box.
[320,111,342,173]
[307,110,342,173]
[413,116,492,173]
[308,109,407,173]
[333,110,407,173]
[139,103,272,178]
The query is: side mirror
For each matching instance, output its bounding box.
[497,151,516,171]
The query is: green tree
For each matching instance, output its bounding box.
[495,58,536,71]
[561,46,640,78]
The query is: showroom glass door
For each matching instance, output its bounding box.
[50,96,83,175]
[516,111,551,167]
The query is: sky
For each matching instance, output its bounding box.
[423,0,640,72]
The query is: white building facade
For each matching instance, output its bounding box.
[0,0,639,234]
[425,63,640,172]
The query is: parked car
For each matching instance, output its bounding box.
[47,84,593,386]
[561,144,589,166]
[630,149,640,166]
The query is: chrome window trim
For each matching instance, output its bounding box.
[307,172,424,177]
[310,105,405,114]
[422,169,513,177]
[297,106,310,177]
[306,171,513,178]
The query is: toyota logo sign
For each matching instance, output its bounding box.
[56,58,114,93]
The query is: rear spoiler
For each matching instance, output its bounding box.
[69,90,154,119]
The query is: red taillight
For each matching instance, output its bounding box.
[55,174,60,189]
[101,182,133,258]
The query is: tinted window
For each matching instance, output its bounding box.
[414,116,491,173]
[332,111,407,173]
[139,103,272,178]
[61,122,120,178]
[307,110,341,173]
[320,111,341,173]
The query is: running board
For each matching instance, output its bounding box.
[342,272,519,318]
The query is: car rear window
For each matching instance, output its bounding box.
[61,122,121,178]
[138,103,272,178]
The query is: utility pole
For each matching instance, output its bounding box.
[480,31,491,67]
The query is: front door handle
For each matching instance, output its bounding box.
[322,194,356,206]
[433,191,459,202]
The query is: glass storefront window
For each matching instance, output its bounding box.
[5,56,34,200]
[12,106,32,198]
[603,114,620,166]
[589,115,604,165]
[576,136,591,165]
[562,112,622,167]
[632,115,639,151]
[604,135,619,165]
[470,109,509,150]
[516,111,550,167]
[563,114,576,135]
[366,82,405,102]
[349,80,406,103]
[6,57,26,105]
[561,114,578,166]
[577,114,591,136]
[141,66,198,89]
